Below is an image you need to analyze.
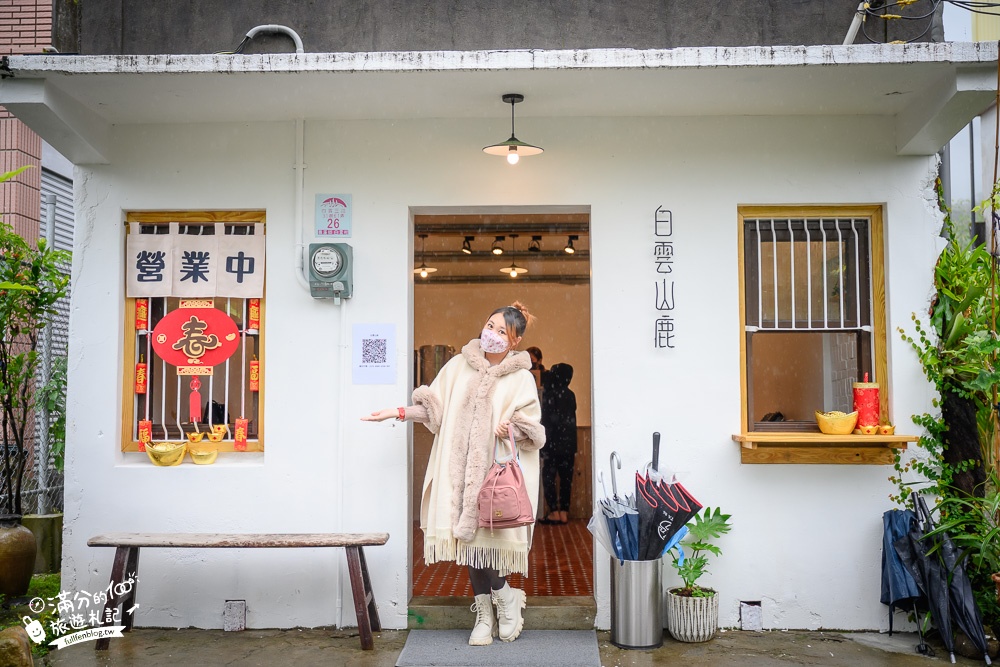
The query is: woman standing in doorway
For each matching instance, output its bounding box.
[362,302,546,646]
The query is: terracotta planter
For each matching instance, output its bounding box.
[667,588,719,643]
[0,517,36,597]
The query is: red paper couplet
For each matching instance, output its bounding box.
[249,359,259,392]
[189,376,202,424]
[135,299,149,330]
[135,359,147,395]
[234,417,248,451]
[248,299,260,330]
[138,420,152,452]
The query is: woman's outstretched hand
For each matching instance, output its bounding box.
[361,408,398,422]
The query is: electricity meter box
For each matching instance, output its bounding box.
[308,243,353,299]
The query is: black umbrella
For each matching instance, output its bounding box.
[919,495,993,664]
[881,509,929,653]
[635,471,702,561]
[893,494,956,663]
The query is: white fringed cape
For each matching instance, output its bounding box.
[413,340,545,576]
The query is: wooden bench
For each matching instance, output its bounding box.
[87,532,389,651]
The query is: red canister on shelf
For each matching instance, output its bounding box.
[853,372,880,428]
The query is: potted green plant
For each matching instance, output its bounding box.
[665,507,732,642]
[0,168,70,595]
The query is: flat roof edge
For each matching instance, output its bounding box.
[5,42,997,76]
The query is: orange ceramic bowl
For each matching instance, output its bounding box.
[186,432,205,443]
[206,432,225,442]
[859,424,879,435]
[879,424,895,435]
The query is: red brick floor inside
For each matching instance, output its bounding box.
[412,519,594,597]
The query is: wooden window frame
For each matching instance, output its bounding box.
[733,205,914,464]
[120,210,266,453]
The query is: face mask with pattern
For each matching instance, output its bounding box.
[480,328,510,354]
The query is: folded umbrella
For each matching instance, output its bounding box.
[881,508,928,653]
[894,494,956,663]
[635,471,702,561]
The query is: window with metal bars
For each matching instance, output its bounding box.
[741,213,881,432]
[122,213,264,452]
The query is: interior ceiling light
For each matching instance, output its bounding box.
[483,93,544,165]
[528,235,541,252]
[492,236,505,255]
[462,236,474,254]
[413,233,437,278]
[501,234,528,278]
[564,235,578,254]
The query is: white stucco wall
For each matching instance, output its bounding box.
[63,112,940,632]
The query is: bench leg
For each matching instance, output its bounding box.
[95,546,128,651]
[121,546,140,632]
[345,546,379,650]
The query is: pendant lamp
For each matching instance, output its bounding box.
[414,234,437,278]
[483,94,544,165]
[500,234,528,277]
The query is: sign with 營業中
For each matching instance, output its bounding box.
[126,222,265,299]
[315,194,352,238]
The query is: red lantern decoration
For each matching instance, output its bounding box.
[189,376,203,424]
[150,305,241,371]
[135,298,148,330]
[852,372,880,429]
[135,357,147,395]
[248,298,260,330]
[234,417,248,451]
[249,358,259,392]
[138,420,152,452]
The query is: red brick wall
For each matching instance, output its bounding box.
[0,0,52,55]
[0,0,52,246]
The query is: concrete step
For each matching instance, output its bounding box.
[408,596,596,630]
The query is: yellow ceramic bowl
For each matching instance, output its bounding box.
[186,432,205,444]
[188,444,219,465]
[145,441,186,467]
[859,424,880,435]
[815,410,859,435]
[879,424,896,435]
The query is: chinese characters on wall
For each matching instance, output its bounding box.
[125,222,265,298]
[653,207,676,349]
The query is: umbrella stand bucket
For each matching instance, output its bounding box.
[610,557,663,649]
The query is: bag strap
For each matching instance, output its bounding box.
[493,423,520,463]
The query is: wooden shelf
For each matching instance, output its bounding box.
[731,432,918,465]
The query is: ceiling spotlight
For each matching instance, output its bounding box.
[564,235,578,254]
[462,236,474,254]
[413,233,437,278]
[500,233,528,278]
[528,236,541,252]
[492,236,505,255]
[483,93,544,165]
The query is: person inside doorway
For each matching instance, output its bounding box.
[539,363,577,525]
[362,302,545,646]
[525,346,544,396]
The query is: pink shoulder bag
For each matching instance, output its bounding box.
[478,424,535,531]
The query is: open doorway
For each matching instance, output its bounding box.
[410,207,593,600]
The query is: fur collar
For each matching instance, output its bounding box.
[461,339,531,376]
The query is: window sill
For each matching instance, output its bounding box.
[731,432,917,464]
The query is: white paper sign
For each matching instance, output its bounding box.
[352,324,395,385]
[315,194,352,238]
[125,223,266,298]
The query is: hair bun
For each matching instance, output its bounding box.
[510,301,536,327]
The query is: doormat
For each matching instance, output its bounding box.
[396,629,600,667]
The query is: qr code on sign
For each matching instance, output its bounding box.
[362,338,387,364]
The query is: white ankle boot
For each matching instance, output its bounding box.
[468,593,497,646]
[491,582,526,642]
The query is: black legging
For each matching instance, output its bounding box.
[468,566,507,596]
[542,452,575,513]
